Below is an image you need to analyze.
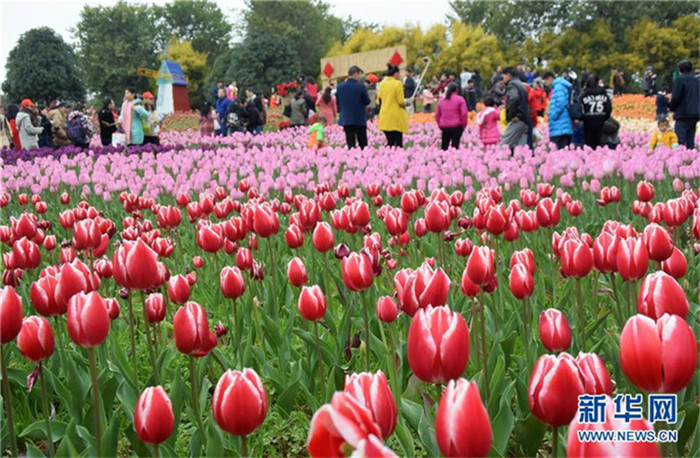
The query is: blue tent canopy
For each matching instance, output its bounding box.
[157,60,188,86]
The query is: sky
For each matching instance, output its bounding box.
[0,0,453,83]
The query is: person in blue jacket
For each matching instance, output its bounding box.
[215,88,232,136]
[336,65,371,149]
[548,73,574,149]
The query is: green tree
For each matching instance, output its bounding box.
[2,27,85,104]
[226,32,301,97]
[74,2,158,102]
[242,0,345,77]
[166,38,209,110]
[152,0,231,62]
[204,52,234,102]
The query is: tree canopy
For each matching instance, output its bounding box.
[2,27,85,104]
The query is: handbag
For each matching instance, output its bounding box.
[112,132,126,147]
[568,97,583,121]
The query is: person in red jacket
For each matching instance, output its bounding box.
[528,78,547,128]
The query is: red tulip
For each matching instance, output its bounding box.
[285,224,304,249]
[307,391,382,457]
[145,293,166,324]
[637,271,688,320]
[592,232,619,273]
[642,223,674,262]
[252,203,279,237]
[17,316,54,362]
[436,379,492,458]
[401,192,420,214]
[173,302,215,356]
[559,238,593,278]
[384,208,408,236]
[528,353,586,426]
[576,352,613,396]
[67,292,110,348]
[636,181,655,202]
[454,238,473,257]
[535,198,561,228]
[616,237,649,281]
[510,249,536,275]
[105,297,120,320]
[59,192,70,205]
[298,285,326,321]
[59,247,76,263]
[73,219,102,251]
[537,183,554,198]
[287,257,308,287]
[167,274,190,305]
[312,222,335,253]
[196,224,224,253]
[235,248,252,270]
[17,193,28,205]
[1,286,23,344]
[134,386,175,444]
[11,213,37,239]
[484,204,508,235]
[620,314,698,393]
[538,309,572,352]
[113,240,161,290]
[413,218,427,237]
[30,274,61,316]
[212,368,268,436]
[408,306,469,383]
[341,252,374,292]
[12,237,41,270]
[424,200,451,233]
[156,205,182,229]
[374,295,398,323]
[661,247,687,279]
[351,435,397,458]
[351,201,371,227]
[55,259,100,311]
[344,371,397,440]
[466,246,495,286]
[393,262,450,316]
[567,395,660,458]
[509,263,534,299]
[220,266,246,299]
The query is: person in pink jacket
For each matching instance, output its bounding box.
[315,87,338,125]
[435,83,468,150]
[476,94,501,146]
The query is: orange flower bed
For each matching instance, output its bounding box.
[611,94,656,120]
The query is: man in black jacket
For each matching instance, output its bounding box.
[670,59,700,149]
[500,67,530,153]
[245,88,266,123]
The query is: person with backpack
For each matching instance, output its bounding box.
[15,99,44,150]
[548,72,575,149]
[225,99,247,135]
[67,105,96,148]
[580,75,612,148]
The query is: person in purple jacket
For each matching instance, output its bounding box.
[435,83,468,150]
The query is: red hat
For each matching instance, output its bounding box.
[366,74,378,84]
[142,91,155,100]
[20,99,35,108]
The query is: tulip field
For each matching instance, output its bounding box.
[1,120,700,458]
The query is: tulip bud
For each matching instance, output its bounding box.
[341,253,374,292]
[173,302,216,356]
[436,379,492,457]
[298,285,326,321]
[344,371,397,439]
[576,352,613,396]
[220,266,246,299]
[212,369,268,436]
[408,306,469,383]
[168,274,190,305]
[620,314,698,393]
[376,296,398,323]
[17,316,55,362]
[1,286,23,344]
[661,247,687,279]
[312,222,335,253]
[528,353,586,426]
[145,293,166,324]
[135,386,175,444]
[637,271,688,320]
[509,264,534,299]
[616,237,649,281]
[287,257,308,287]
[466,246,495,286]
[538,309,572,353]
[67,292,110,348]
[105,297,121,320]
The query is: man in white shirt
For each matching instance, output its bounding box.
[460,67,472,90]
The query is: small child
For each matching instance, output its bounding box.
[649,118,679,149]
[307,116,327,151]
[476,94,501,146]
[422,89,435,113]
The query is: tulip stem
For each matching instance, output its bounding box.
[1,344,18,457]
[141,292,161,385]
[478,290,489,400]
[551,426,558,457]
[313,321,326,390]
[39,363,54,457]
[627,280,635,318]
[522,297,531,371]
[153,443,159,458]
[88,348,102,458]
[188,357,204,433]
[575,278,585,352]
[232,298,240,365]
[379,321,400,408]
[241,434,248,457]
[609,274,623,328]
[361,291,371,371]
[267,239,279,321]
[127,293,138,390]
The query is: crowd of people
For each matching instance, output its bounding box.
[0,89,165,151]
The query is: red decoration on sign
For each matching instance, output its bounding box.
[390,51,403,67]
[323,62,334,78]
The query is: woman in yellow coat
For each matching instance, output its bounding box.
[377,65,409,147]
